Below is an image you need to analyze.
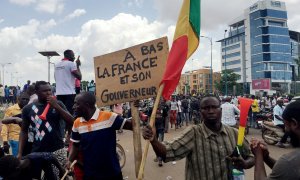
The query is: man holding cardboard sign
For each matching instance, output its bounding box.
[93,37,168,177]
[68,92,139,180]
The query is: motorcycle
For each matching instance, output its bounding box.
[261,120,284,145]
[256,110,273,129]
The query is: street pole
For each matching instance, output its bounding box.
[210,38,213,94]
[200,36,213,93]
[48,56,50,83]
[224,30,228,96]
[1,63,12,85]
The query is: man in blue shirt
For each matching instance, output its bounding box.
[88,80,96,95]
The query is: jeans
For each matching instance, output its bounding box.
[156,129,164,163]
[156,129,165,142]
[183,112,189,124]
[9,140,19,156]
[177,112,183,126]
[251,112,258,128]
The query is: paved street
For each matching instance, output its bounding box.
[119,125,294,180]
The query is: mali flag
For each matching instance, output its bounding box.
[161,0,201,100]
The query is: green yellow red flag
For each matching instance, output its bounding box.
[161,0,201,99]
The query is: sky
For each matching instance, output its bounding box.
[0,0,300,87]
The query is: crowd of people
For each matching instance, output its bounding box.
[0,49,299,180]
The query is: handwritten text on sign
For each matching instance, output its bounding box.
[94,37,168,106]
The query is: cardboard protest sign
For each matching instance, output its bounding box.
[94,37,169,106]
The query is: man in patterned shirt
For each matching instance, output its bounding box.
[143,95,254,180]
[17,81,74,168]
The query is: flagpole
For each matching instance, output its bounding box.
[130,102,142,178]
[138,83,165,180]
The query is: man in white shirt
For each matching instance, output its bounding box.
[170,97,178,128]
[221,97,240,127]
[231,96,238,106]
[273,99,288,148]
[54,49,82,115]
[177,98,183,128]
[54,49,82,140]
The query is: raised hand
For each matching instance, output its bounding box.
[76,55,81,66]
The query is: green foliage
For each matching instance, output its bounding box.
[214,69,242,95]
[81,80,89,91]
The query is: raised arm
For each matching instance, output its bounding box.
[71,57,82,80]
[47,97,74,125]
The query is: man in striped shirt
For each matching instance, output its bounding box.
[143,95,254,180]
[68,92,134,180]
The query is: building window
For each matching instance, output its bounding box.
[229,67,241,72]
[271,1,281,7]
[222,59,241,66]
[222,44,240,52]
[268,20,285,27]
[222,52,241,59]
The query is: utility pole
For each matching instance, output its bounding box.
[224,29,228,96]
[0,63,12,85]
[200,35,213,93]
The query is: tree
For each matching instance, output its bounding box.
[81,80,89,91]
[214,69,241,95]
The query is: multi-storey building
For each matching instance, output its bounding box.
[176,68,221,95]
[218,0,300,95]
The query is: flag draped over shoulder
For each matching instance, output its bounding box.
[161,0,201,100]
